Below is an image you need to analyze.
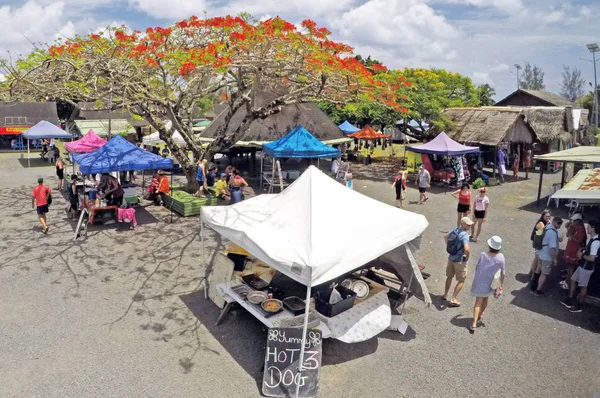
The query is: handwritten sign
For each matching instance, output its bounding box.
[262,327,322,398]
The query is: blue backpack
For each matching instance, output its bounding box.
[446,228,463,255]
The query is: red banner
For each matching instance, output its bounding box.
[0,126,29,135]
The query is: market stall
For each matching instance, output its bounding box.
[22,120,72,167]
[261,125,340,193]
[551,168,600,211]
[64,129,106,153]
[71,135,173,238]
[406,132,480,184]
[338,120,360,134]
[201,166,430,396]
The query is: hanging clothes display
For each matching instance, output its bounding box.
[461,156,470,181]
[453,156,465,181]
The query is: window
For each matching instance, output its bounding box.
[4,117,27,125]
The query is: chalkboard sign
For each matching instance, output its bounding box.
[262,327,322,398]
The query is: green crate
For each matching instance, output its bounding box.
[163,189,217,217]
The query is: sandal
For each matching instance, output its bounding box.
[448,301,461,308]
[469,325,476,334]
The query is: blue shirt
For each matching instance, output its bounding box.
[498,150,505,166]
[448,227,470,262]
[538,224,559,262]
[196,165,204,182]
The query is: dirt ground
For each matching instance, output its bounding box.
[0,153,598,398]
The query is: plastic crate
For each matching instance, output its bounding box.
[315,285,356,317]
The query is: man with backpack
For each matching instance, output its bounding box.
[443,217,474,307]
[32,177,51,234]
[561,220,599,313]
[532,216,563,296]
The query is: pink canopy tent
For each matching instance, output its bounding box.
[65,130,107,153]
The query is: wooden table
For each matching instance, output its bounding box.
[86,202,119,224]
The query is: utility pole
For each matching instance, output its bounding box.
[514,64,522,89]
[586,43,599,127]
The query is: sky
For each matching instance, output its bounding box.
[0,0,599,101]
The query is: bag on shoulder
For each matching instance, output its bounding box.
[446,228,463,255]
[532,227,547,250]
[46,188,52,206]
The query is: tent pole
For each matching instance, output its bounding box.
[27,139,30,168]
[560,162,567,187]
[400,270,414,315]
[260,155,263,190]
[536,166,544,206]
[201,219,208,299]
[294,282,312,398]
[169,170,174,224]
[317,158,320,170]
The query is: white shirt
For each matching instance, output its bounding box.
[418,170,430,188]
[474,195,490,211]
[589,235,600,257]
[331,160,339,174]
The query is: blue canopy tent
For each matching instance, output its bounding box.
[73,135,172,174]
[262,125,341,192]
[338,120,360,134]
[22,120,72,167]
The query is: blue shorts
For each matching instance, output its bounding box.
[36,205,49,215]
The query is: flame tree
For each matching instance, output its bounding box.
[0,15,407,186]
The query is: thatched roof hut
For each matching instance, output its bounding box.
[442,106,572,146]
[496,89,578,108]
[199,88,348,148]
[442,107,534,146]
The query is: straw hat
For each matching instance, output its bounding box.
[487,236,502,251]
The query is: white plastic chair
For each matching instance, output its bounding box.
[565,200,579,216]
[546,183,561,208]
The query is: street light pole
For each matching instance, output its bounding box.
[586,43,599,127]
[514,64,522,89]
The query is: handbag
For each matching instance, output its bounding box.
[490,268,502,290]
[46,188,53,206]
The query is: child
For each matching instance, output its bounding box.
[471,187,490,242]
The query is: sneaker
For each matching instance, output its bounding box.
[559,280,569,290]
[569,303,582,313]
[561,298,573,308]
[531,290,543,296]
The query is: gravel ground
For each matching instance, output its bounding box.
[0,154,598,398]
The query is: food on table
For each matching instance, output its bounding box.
[261,299,282,312]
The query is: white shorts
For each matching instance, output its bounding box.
[571,266,594,287]
[499,164,506,175]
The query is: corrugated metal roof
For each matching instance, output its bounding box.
[74,119,135,137]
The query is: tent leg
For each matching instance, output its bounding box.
[294,283,312,398]
[493,147,497,179]
[317,158,320,170]
[400,271,414,315]
[27,139,30,168]
[536,166,544,206]
[260,156,263,190]
[201,219,208,299]
[169,170,174,224]
[561,162,567,187]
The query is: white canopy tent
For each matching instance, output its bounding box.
[201,166,430,396]
[142,120,187,146]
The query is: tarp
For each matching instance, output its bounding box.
[65,130,107,153]
[406,132,480,156]
[201,166,430,294]
[338,120,360,134]
[73,135,172,174]
[22,120,71,139]
[534,146,600,163]
[262,125,341,159]
[348,125,391,140]
[142,130,187,146]
[551,168,600,201]
[74,119,135,137]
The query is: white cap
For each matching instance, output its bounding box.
[570,213,583,221]
[488,235,502,251]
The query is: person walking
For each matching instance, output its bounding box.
[512,151,520,179]
[416,164,430,204]
[68,174,79,220]
[531,216,563,296]
[451,182,471,227]
[529,209,552,278]
[469,236,505,333]
[471,187,490,242]
[196,159,207,197]
[497,148,506,183]
[32,177,51,234]
[442,217,474,307]
[561,220,599,313]
[392,169,407,208]
[561,213,587,290]
[229,169,248,204]
[55,157,65,191]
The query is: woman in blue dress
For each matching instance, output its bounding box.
[470,235,505,334]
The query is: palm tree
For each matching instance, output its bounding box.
[477,84,496,106]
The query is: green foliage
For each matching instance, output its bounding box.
[472,177,486,189]
[520,62,545,90]
[477,84,496,106]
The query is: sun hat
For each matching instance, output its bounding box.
[487,236,502,251]
[220,173,226,177]
[37,177,43,183]
[461,216,474,226]
[157,170,165,175]
[419,164,424,169]
[570,213,583,221]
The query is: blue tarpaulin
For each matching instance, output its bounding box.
[338,120,360,134]
[22,120,72,139]
[263,125,341,159]
[73,135,173,174]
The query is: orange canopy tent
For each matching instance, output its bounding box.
[348,125,391,140]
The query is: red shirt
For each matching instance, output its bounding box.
[32,185,51,206]
[459,190,471,205]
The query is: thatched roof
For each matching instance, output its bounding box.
[522,107,571,143]
[0,102,59,126]
[75,102,148,127]
[442,107,530,146]
[496,89,577,108]
[442,106,572,145]
[200,92,346,144]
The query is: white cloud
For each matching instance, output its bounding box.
[128,0,209,20]
[472,71,493,85]
[438,0,524,14]
[330,0,460,67]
